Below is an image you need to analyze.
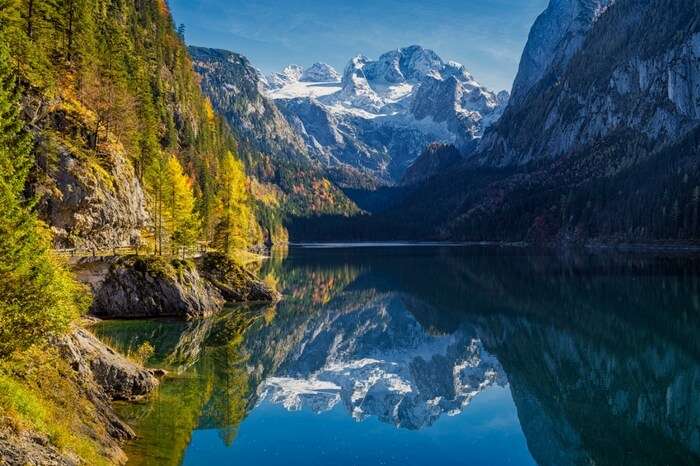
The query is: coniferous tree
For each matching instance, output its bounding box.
[214,152,258,254]
[0,29,86,357]
[164,155,199,254]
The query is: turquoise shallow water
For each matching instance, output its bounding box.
[96,245,700,466]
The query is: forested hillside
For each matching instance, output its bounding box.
[188,46,359,224]
[2,0,265,252]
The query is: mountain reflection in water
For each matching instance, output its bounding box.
[95,246,700,466]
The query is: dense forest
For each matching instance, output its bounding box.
[1,0,266,253]
[0,0,276,463]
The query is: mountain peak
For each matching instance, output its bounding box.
[300,63,341,82]
[266,64,304,90]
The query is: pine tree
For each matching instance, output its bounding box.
[144,152,169,255]
[0,31,86,357]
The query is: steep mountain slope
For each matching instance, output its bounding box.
[509,0,616,105]
[266,46,507,186]
[189,47,358,219]
[479,0,698,166]
[401,143,464,185]
[290,0,700,244]
[446,0,700,242]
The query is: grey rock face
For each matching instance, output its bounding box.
[0,327,162,465]
[510,0,615,104]
[479,0,700,166]
[189,47,310,163]
[265,64,304,90]
[300,63,340,82]
[58,327,161,401]
[90,256,224,319]
[0,428,78,466]
[197,252,281,302]
[41,146,149,250]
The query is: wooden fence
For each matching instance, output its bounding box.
[54,244,210,259]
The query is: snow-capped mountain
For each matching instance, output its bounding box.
[300,63,341,82]
[264,46,508,186]
[265,64,304,90]
[188,47,358,218]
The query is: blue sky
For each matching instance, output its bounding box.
[170,0,549,92]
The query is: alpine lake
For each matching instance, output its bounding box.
[93,244,700,466]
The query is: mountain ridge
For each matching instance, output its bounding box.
[265,45,508,186]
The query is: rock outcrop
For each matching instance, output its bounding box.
[90,256,224,319]
[0,427,78,466]
[0,326,162,466]
[299,63,341,83]
[198,252,281,302]
[83,254,280,319]
[37,109,150,250]
[58,327,162,401]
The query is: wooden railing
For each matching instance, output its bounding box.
[54,244,210,260]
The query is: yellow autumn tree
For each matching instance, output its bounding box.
[164,155,199,253]
[145,153,199,255]
[213,151,259,254]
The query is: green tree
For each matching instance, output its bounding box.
[0,32,86,357]
[145,152,169,255]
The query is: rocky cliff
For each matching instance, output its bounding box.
[83,254,278,319]
[30,95,150,250]
[90,256,224,319]
[509,0,616,105]
[479,0,699,166]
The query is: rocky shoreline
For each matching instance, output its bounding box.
[76,252,280,319]
[0,252,280,465]
[0,324,164,466]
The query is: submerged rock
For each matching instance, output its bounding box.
[90,256,224,319]
[197,252,281,303]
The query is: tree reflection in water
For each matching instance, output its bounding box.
[95,246,700,466]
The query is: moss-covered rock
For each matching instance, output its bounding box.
[91,256,224,319]
[198,252,281,303]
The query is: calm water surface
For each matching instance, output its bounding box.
[95,245,700,466]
